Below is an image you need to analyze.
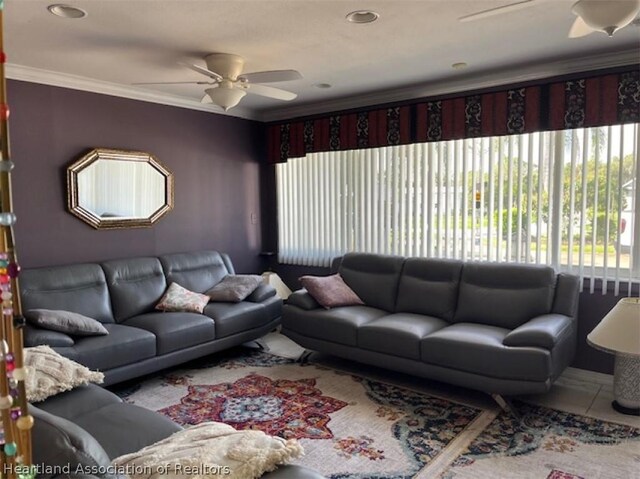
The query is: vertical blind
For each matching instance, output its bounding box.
[277,124,639,292]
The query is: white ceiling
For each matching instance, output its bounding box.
[4,0,640,121]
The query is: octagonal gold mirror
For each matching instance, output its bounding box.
[67,148,174,229]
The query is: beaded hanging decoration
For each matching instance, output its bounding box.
[0,2,35,478]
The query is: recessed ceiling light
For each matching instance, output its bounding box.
[452,62,468,70]
[314,83,332,89]
[346,10,380,24]
[47,4,88,19]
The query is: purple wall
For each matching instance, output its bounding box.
[8,80,266,273]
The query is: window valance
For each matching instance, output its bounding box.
[267,67,639,164]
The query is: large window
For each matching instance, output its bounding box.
[276,124,639,292]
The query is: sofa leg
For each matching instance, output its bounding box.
[254,339,270,352]
[491,394,520,419]
[244,339,270,352]
[297,350,313,364]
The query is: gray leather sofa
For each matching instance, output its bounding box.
[282,253,580,401]
[21,251,281,385]
[32,384,324,479]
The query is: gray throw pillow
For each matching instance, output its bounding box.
[206,275,262,302]
[25,309,108,336]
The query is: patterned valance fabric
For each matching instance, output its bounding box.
[267,107,412,164]
[267,68,639,163]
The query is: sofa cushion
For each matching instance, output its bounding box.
[421,323,552,382]
[453,263,556,329]
[25,309,109,336]
[282,304,387,346]
[395,258,463,320]
[338,253,405,312]
[74,403,182,459]
[155,282,210,313]
[21,263,114,323]
[123,312,216,355]
[160,251,231,293]
[31,404,114,478]
[358,313,449,360]
[55,323,156,371]
[102,257,167,321]
[203,302,270,338]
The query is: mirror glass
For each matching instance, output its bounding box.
[67,149,174,229]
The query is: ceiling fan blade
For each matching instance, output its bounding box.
[239,70,303,84]
[244,84,297,101]
[132,81,214,85]
[180,62,223,81]
[459,0,536,22]
[568,16,595,38]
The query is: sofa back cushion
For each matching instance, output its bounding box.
[21,264,114,323]
[454,262,556,329]
[159,251,231,293]
[338,253,405,312]
[102,257,167,322]
[396,258,463,320]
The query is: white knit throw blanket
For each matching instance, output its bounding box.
[112,422,304,479]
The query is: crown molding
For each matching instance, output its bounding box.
[6,49,638,124]
[5,63,259,121]
[258,49,640,122]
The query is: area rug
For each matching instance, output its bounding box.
[439,401,640,479]
[113,350,484,478]
[112,350,640,478]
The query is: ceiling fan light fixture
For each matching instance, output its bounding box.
[571,0,640,36]
[205,87,246,111]
[47,4,87,19]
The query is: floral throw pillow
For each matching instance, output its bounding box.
[155,283,210,314]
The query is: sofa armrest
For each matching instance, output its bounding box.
[503,314,574,350]
[24,324,75,347]
[286,289,320,310]
[31,404,114,476]
[246,283,277,303]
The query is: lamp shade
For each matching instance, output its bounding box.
[587,297,640,356]
[572,0,640,36]
[262,271,292,299]
[205,87,246,111]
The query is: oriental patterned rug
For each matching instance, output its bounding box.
[112,350,640,478]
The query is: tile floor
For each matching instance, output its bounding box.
[261,331,640,428]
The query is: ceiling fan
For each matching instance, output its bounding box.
[135,53,302,111]
[459,0,640,38]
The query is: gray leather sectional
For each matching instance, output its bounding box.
[283,253,580,398]
[32,384,324,479]
[21,250,282,385]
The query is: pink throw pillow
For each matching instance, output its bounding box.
[299,274,364,309]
